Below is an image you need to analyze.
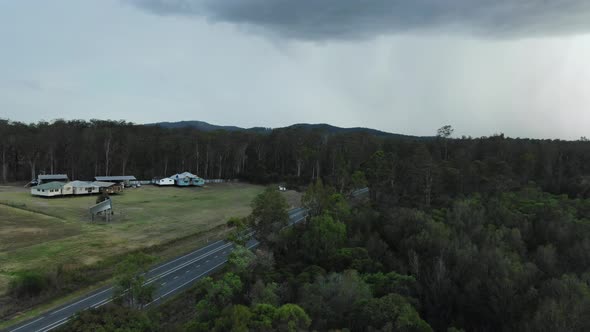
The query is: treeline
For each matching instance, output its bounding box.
[1,120,589,203]
[0,119,377,183]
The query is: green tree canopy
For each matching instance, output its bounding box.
[354,293,432,332]
[112,253,156,309]
[250,187,289,246]
[301,214,347,264]
[299,270,372,329]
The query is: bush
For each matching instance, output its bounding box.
[9,271,50,297]
[60,304,156,332]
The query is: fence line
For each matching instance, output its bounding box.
[138,179,239,184]
[204,179,239,184]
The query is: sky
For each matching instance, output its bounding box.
[1,1,590,139]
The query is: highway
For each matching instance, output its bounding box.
[6,188,367,332]
[351,187,369,198]
[5,207,308,332]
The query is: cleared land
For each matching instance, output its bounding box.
[0,183,292,295]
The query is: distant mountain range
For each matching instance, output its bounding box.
[147,120,260,132]
[148,120,419,138]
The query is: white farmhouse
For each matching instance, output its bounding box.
[31,182,65,197]
[66,181,100,195]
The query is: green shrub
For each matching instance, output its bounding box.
[9,271,50,297]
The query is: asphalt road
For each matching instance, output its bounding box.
[6,188,368,332]
[5,207,309,332]
[351,187,369,198]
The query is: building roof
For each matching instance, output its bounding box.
[34,181,65,190]
[38,174,68,180]
[170,172,199,179]
[66,180,99,188]
[95,176,137,181]
[91,181,117,187]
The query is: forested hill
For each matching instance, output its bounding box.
[280,123,418,138]
[147,120,263,132]
[148,120,416,138]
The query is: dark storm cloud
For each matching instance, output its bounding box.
[128,0,590,39]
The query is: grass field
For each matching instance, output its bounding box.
[0,183,290,295]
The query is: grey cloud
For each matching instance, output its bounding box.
[127,0,590,40]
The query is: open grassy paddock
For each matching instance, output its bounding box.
[0,182,292,295]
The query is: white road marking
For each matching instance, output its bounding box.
[148,239,225,273]
[36,316,70,332]
[8,316,46,332]
[92,298,112,309]
[145,242,232,285]
[46,288,111,316]
[145,260,228,307]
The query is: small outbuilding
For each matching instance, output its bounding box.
[90,198,113,222]
[170,172,192,186]
[31,181,65,197]
[155,177,175,186]
[95,175,137,187]
[92,181,124,194]
[170,172,205,187]
[191,177,205,187]
[67,181,100,195]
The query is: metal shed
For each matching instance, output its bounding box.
[38,174,69,184]
[94,176,137,187]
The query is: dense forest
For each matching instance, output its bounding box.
[1,119,589,202]
[3,119,590,331]
[60,184,590,331]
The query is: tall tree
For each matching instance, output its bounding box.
[113,253,156,309]
[250,187,289,247]
[437,125,454,160]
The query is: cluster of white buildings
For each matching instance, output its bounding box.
[30,175,127,197]
[152,172,205,187]
[31,172,206,198]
